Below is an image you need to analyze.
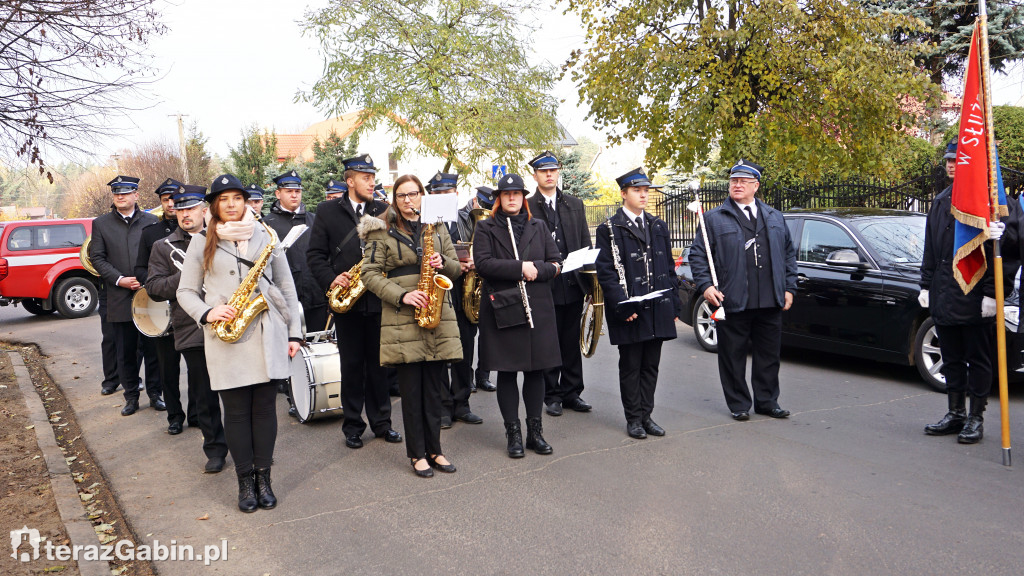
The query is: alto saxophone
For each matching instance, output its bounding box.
[326,262,365,313]
[415,222,453,330]
[461,207,491,323]
[211,216,277,343]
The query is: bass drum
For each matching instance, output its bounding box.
[131,288,171,337]
[289,341,343,423]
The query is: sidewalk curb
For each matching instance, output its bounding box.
[7,351,111,576]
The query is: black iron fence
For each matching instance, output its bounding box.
[653,165,1024,248]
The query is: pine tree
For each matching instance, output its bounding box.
[558,149,598,201]
[299,132,359,209]
[228,124,278,188]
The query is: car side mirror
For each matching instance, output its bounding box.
[825,249,868,268]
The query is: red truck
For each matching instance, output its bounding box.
[0,218,98,319]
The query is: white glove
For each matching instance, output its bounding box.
[989,221,1005,240]
[917,289,929,308]
[982,296,997,318]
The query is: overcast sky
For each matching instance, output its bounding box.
[95,0,1023,163]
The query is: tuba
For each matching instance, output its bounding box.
[579,270,604,357]
[326,262,365,313]
[80,235,99,276]
[415,222,453,330]
[460,207,491,323]
[211,215,277,343]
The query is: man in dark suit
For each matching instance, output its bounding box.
[526,151,594,417]
[307,154,401,449]
[135,178,185,424]
[689,160,798,421]
[427,172,483,427]
[89,175,161,416]
[594,168,681,439]
[246,183,266,215]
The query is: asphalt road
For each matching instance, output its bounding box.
[2,304,1023,575]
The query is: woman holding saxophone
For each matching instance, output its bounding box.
[177,174,303,512]
[360,174,463,477]
[474,174,562,458]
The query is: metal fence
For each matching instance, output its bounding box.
[653,165,1024,248]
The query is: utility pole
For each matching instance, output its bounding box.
[169,113,189,182]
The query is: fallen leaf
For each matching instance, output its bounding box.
[80,494,93,502]
[25,425,34,429]
[65,456,77,463]
[196,514,209,520]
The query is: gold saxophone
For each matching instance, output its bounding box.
[415,222,453,330]
[211,216,277,343]
[460,208,491,323]
[326,262,365,313]
[579,270,605,357]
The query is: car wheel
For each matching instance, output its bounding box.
[21,298,55,315]
[54,277,98,319]
[914,317,947,392]
[691,295,719,353]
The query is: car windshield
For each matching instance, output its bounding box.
[852,215,926,264]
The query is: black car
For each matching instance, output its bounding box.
[676,208,1023,391]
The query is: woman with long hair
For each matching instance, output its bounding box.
[360,174,463,477]
[177,174,303,511]
[473,174,563,458]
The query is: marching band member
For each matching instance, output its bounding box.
[325,179,347,201]
[594,168,682,439]
[246,183,266,215]
[361,174,464,477]
[145,185,228,472]
[474,174,562,458]
[307,154,402,449]
[689,160,797,422]
[428,171,483,427]
[89,175,161,415]
[526,151,594,416]
[177,174,303,513]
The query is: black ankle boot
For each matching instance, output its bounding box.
[254,468,277,509]
[957,396,986,444]
[237,470,257,513]
[504,420,525,458]
[925,391,967,435]
[525,417,553,455]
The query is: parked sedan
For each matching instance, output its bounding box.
[677,208,1023,391]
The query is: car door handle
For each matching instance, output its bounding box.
[797,274,808,285]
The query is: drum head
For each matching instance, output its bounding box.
[132,289,171,337]
[289,349,314,422]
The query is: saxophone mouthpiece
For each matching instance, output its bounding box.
[413,209,421,215]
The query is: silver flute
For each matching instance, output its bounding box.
[606,220,630,297]
[506,217,535,329]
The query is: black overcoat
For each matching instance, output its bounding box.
[145,227,204,352]
[474,214,562,372]
[306,195,389,315]
[527,188,592,304]
[594,208,681,346]
[89,205,158,323]
[134,217,177,283]
[264,201,324,315]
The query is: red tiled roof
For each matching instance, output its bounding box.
[275,134,316,162]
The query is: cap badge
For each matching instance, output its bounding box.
[638,168,645,175]
[221,177,228,185]
[364,155,371,163]
[506,177,513,183]
[116,177,122,183]
[290,171,297,177]
[435,174,442,181]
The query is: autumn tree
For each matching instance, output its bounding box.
[301,0,562,177]
[565,0,939,180]
[0,1,166,181]
[228,124,279,188]
[116,141,187,210]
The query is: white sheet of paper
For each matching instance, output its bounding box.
[279,224,308,249]
[623,288,670,303]
[561,247,600,273]
[418,193,458,224]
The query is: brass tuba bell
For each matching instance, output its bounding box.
[461,207,491,323]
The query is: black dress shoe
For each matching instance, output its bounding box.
[205,456,225,474]
[477,379,496,392]
[287,404,298,418]
[411,459,434,478]
[167,422,183,435]
[345,435,363,449]
[731,411,750,421]
[642,418,666,436]
[564,398,593,412]
[428,455,457,473]
[470,381,477,393]
[545,402,563,417]
[100,386,118,396]
[150,397,167,411]
[454,412,483,424]
[120,399,139,416]
[626,420,647,439]
[440,416,453,429]
[756,407,791,419]
[379,429,403,443]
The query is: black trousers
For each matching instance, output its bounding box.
[139,332,161,396]
[181,349,227,460]
[335,311,391,437]
[111,321,150,402]
[97,293,119,392]
[304,304,329,335]
[618,339,663,423]
[152,334,184,423]
[935,323,994,398]
[396,361,447,460]
[544,299,585,405]
[444,309,475,417]
[219,381,277,475]
[496,370,545,423]
[716,307,783,413]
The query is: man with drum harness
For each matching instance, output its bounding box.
[89,175,161,416]
[307,154,402,449]
[135,178,185,425]
[145,185,229,473]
